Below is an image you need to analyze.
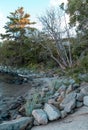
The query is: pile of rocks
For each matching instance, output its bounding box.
[0,117,33,130]
[0,76,88,130]
[31,82,88,126]
[0,65,46,79]
[0,65,47,85]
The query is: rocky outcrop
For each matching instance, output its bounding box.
[60,92,76,113]
[83,96,88,106]
[29,80,88,127]
[0,117,33,130]
[0,68,88,130]
[44,103,61,121]
[64,99,76,113]
[76,93,84,101]
[81,86,88,96]
[31,106,88,130]
[32,109,48,125]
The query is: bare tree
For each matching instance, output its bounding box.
[38,8,73,70]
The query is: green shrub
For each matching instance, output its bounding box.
[79,54,88,72]
[25,93,40,116]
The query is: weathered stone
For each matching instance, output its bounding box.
[32,109,48,125]
[60,92,77,109]
[80,82,88,87]
[61,110,67,118]
[48,99,56,104]
[0,117,33,130]
[60,92,76,113]
[60,91,65,97]
[57,95,64,104]
[16,115,22,119]
[58,85,67,93]
[33,120,40,126]
[66,85,73,94]
[76,93,84,101]
[30,106,88,130]
[44,103,61,121]
[64,99,76,113]
[83,96,88,106]
[48,99,61,108]
[81,86,88,96]
[76,101,83,108]
[42,87,49,92]
[53,102,61,108]
[53,92,60,98]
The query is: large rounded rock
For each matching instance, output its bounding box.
[81,86,88,96]
[83,96,88,106]
[0,117,33,130]
[44,103,61,121]
[60,92,76,108]
[60,92,76,113]
[31,106,88,130]
[32,109,48,125]
[64,99,76,113]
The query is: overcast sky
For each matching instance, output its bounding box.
[0,0,68,36]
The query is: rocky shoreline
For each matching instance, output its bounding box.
[0,66,88,130]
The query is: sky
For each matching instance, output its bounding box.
[0,0,68,36]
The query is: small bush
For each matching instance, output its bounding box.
[25,93,40,116]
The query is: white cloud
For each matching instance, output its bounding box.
[61,14,70,29]
[50,0,68,7]
[0,12,6,40]
[33,19,43,31]
[34,22,43,31]
[30,22,43,31]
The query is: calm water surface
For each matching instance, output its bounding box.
[0,73,31,97]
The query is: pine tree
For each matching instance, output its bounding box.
[1,7,35,44]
